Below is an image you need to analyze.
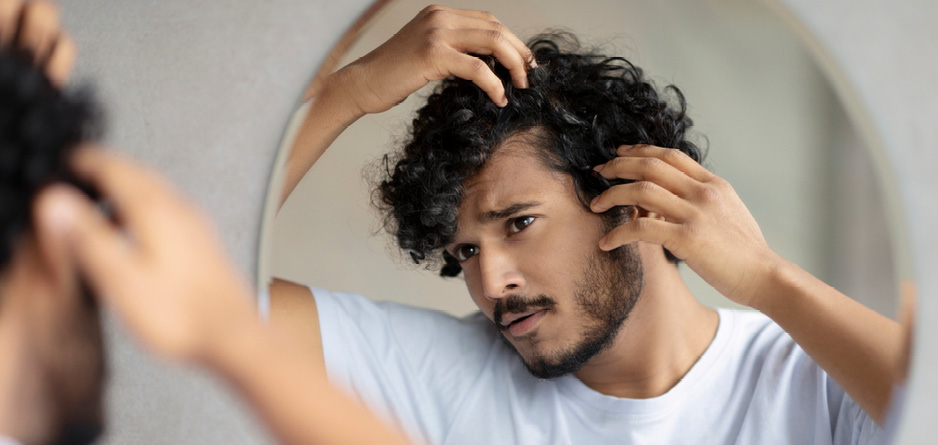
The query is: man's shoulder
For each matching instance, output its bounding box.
[313,286,489,327]
[717,308,788,345]
[312,287,500,355]
[715,308,816,375]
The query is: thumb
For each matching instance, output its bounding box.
[34,184,138,305]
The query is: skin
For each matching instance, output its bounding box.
[275,3,904,429]
[6,1,408,443]
[3,1,909,443]
[446,141,648,379]
[442,140,718,397]
[0,2,101,443]
[280,5,534,205]
[36,149,410,445]
[591,143,903,422]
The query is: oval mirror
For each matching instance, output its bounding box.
[261,0,909,442]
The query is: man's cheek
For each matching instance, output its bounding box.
[464,275,494,319]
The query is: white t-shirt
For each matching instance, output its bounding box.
[314,288,885,444]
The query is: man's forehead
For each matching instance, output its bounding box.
[458,143,572,219]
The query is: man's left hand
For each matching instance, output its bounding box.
[590,144,782,308]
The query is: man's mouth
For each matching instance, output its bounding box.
[501,309,549,337]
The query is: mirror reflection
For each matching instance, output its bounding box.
[269,0,903,442]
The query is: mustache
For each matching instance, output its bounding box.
[493,294,557,327]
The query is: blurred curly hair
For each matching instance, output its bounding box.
[377,32,704,277]
[0,50,99,268]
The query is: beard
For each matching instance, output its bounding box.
[494,242,644,379]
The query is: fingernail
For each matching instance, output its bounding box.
[598,236,608,250]
[500,95,508,107]
[590,196,599,208]
[593,164,605,173]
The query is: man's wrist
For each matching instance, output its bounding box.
[317,66,367,127]
[746,256,806,316]
[196,287,270,378]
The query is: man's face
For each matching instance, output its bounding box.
[446,141,644,378]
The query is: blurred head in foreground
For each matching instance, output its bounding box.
[0,48,105,445]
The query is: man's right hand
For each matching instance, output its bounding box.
[34,148,259,366]
[334,4,533,114]
[280,5,533,206]
[0,0,77,86]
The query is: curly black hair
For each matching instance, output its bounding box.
[377,32,704,277]
[0,49,99,269]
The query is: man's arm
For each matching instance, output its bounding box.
[272,5,534,369]
[35,149,411,444]
[279,5,534,206]
[269,278,324,370]
[592,144,901,424]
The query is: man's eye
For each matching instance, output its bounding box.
[508,216,535,234]
[454,245,479,262]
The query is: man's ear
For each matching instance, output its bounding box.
[636,206,667,221]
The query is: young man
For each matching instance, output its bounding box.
[275,6,901,444]
[2,1,409,443]
[0,2,104,443]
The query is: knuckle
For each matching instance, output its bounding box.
[423,7,449,24]
[640,157,665,171]
[479,10,497,21]
[485,29,506,46]
[711,176,731,190]
[635,181,658,196]
[422,4,445,14]
[661,149,685,164]
[490,20,509,34]
[632,218,652,234]
[468,58,490,75]
[698,184,721,202]
[604,157,626,174]
[424,26,446,41]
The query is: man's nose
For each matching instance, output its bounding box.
[478,246,525,301]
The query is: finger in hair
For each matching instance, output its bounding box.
[616,144,713,182]
[599,217,677,252]
[590,181,692,221]
[15,0,59,65]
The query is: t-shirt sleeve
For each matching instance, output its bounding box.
[734,310,888,445]
[827,378,889,445]
[312,287,497,444]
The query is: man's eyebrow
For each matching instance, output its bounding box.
[479,201,542,223]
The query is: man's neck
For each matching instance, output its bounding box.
[0,246,57,444]
[573,243,719,399]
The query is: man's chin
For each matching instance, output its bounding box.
[510,342,593,380]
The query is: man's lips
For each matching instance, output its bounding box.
[499,308,546,327]
[504,310,548,337]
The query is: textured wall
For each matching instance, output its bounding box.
[54,0,937,443]
[59,0,374,443]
